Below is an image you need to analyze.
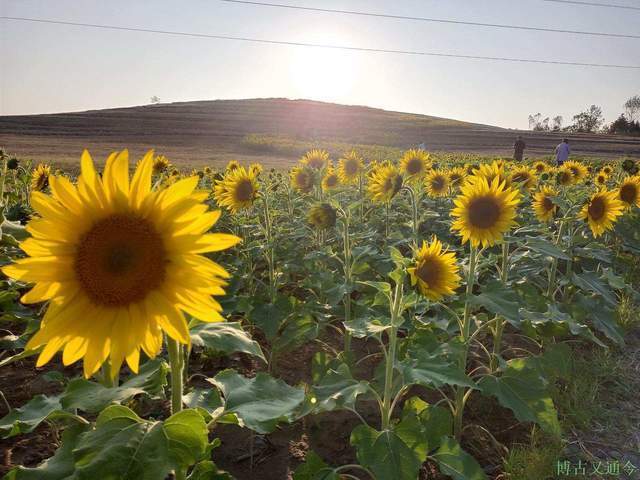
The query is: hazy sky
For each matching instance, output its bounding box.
[1,0,639,128]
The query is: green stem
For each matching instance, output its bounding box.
[342,211,353,358]
[490,241,510,371]
[0,153,8,208]
[384,202,390,239]
[406,186,419,245]
[546,220,566,299]
[167,337,184,416]
[262,194,276,303]
[453,244,478,440]
[381,280,403,429]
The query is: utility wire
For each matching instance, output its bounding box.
[219,0,640,39]
[542,0,640,11]
[2,16,639,69]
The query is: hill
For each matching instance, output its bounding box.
[1,98,639,168]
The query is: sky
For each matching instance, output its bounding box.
[1,0,639,129]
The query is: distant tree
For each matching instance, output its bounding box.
[567,105,604,133]
[528,113,550,131]
[624,95,640,122]
[552,116,563,131]
[150,96,161,104]
[608,114,640,136]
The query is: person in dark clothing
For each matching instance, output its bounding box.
[514,136,526,162]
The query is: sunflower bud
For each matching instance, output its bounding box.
[307,203,337,230]
[7,157,19,170]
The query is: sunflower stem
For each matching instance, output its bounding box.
[341,209,353,361]
[546,220,566,299]
[490,241,509,372]
[167,337,184,416]
[261,193,277,303]
[381,279,403,430]
[453,244,478,440]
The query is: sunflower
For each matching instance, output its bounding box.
[400,149,430,179]
[337,151,364,184]
[31,164,51,191]
[465,163,479,176]
[203,166,212,176]
[469,161,510,188]
[622,158,638,175]
[532,161,549,174]
[7,157,19,170]
[152,155,170,175]
[322,165,340,192]
[425,170,450,197]
[408,237,461,301]
[617,176,640,208]
[2,150,240,379]
[290,164,315,194]
[595,172,609,187]
[307,203,337,229]
[451,177,521,247]
[564,161,588,183]
[532,186,558,222]
[301,149,329,170]
[213,166,259,213]
[509,167,537,190]
[601,165,614,176]
[249,163,263,177]
[580,188,625,237]
[555,166,574,186]
[226,160,241,172]
[367,163,403,204]
[447,167,466,189]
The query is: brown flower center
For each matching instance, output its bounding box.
[431,176,446,191]
[620,184,637,204]
[542,196,555,212]
[468,196,501,229]
[406,158,423,175]
[325,175,338,187]
[234,179,255,202]
[345,159,359,175]
[74,214,166,307]
[416,259,441,287]
[588,196,606,221]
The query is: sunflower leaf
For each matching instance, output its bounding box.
[430,437,488,480]
[190,321,265,362]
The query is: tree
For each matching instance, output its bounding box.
[552,116,563,131]
[608,114,640,136]
[150,96,161,104]
[568,105,604,133]
[624,95,640,122]
[528,113,550,131]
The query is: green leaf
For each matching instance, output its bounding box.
[395,397,452,459]
[571,271,617,307]
[468,280,521,327]
[343,316,390,338]
[183,387,224,412]
[4,424,89,480]
[358,281,392,297]
[0,394,87,439]
[248,295,293,340]
[293,451,339,480]
[210,370,305,434]
[430,437,488,480]
[190,321,265,362]
[310,364,371,412]
[478,358,560,436]
[401,352,477,390]
[164,409,209,467]
[187,461,234,480]
[524,237,571,260]
[61,359,168,413]
[350,425,422,480]
[570,293,624,345]
[520,304,605,346]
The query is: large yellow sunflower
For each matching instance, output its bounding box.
[31,164,51,192]
[468,160,510,188]
[2,150,240,378]
[307,203,337,229]
[337,151,364,185]
[532,161,549,175]
[532,186,558,223]
[451,177,521,247]
[509,166,537,190]
[367,163,403,204]
[447,167,467,189]
[408,237,461,301]
[594,172,609,187]
[601,165,614,176]
[617,176,640,208]
[425,170,450,197]
[213,166,260,213]
[290,164,315,194]
[564,161,588,183]
[301,149,329,170]
[400,149,430,179]
[555,166,575,186]
[580,188,625,237]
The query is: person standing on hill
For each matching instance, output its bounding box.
[555,138,571,166]
[513,136,526,162]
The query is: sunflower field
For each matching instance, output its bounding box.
[0,147,639,480]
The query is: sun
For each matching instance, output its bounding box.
[290,46,355,100]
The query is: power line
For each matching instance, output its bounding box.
[2,16,639,69]
[219,0,640,39]
[542,0,640,11]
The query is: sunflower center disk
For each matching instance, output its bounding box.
[235,179,255,202]
[416,259,441,287]
[620,184,637,204]
[543,197,554,212]
[468,196,501,229]
[588,197,606,221]
[74,214,166,307]
[406,159,422,175]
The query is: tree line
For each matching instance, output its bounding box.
[528,94,640,136]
